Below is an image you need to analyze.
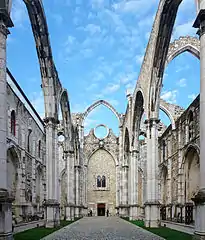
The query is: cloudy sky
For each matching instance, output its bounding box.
[7,0,199,136]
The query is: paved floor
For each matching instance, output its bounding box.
[42,217,164,240]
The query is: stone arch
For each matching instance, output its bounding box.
[132,90,144,147]
[59,89,72,140]
[182,145,200,203]
[135,0,198,117]
[10,0,63,119]
[82,100,120,126]
[124,128,130,160]
[166,36,200,65]
[7,146,21,202]
[87,148,116,216]
[36,164,43,204]
[159,165,168,204]
[86,148,118,166]
[159,100,176,129]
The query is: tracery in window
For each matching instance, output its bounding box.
[102,175,106,187]
[97,175,101,187]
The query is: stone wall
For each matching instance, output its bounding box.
[87,149,116,216]
[6,71,46,222]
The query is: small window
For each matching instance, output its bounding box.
[188,111,194,140]
[11,110,16,136]
[38,140,41,158]
[102,175,106,188]
[97,176,101,187]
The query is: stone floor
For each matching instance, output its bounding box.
[41,217,164,240]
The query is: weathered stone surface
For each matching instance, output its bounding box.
[41,217,164,240]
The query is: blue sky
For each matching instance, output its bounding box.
[7,0,200,136]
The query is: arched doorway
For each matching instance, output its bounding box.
[183,146,200,224]
[87,149,116,216]
[7,146,21,219]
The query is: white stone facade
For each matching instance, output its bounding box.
[6,70,46,223]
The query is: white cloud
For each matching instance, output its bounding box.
[30,92,45,118]
[11,0,27,27]
[103,83,120,94]
[177,78,187,87]
[112,0,157,14]
[107,99,119,106]
[173,20,196,39]
[84,24,101,35]
[188,93,197,101]
[136,54,144,64]
[51,13,63,25]
[86,83,98,91]
[161,90,178,104]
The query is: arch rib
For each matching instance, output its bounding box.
[166,36,200,65]
[82,100,120,125]
[23,0,62,118]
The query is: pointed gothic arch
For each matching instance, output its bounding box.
[82,100,120,126]
[166,36,200,65]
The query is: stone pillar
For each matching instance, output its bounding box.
[118,125,124,215]
[66,150,75,220]
[75,166,80,217]
[116,165,120,212]
[44,118,60,228]
[192,7,205,239]
[130,150,138,220]
[0,11,14,240]
[144,119,160,228]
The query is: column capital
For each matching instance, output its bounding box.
[0,9,13,28]
[193,9,205,37]
[44,117,59,126]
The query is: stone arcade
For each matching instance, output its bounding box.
[1,0,205,239]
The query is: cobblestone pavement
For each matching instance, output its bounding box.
[41,217,164,240]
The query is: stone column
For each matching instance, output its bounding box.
[118,125,124,215]
[75,166,80,217]
[0,12,14,240]
[130,150,138,220]
[192,7,205,239]
[115,165,120,213]
[144,119,160,228]
[65,150,75,220]
[44,118,60,228]
[84,165,88,214]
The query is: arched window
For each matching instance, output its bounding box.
[97,176,101,187]
[102,175,106,188]
[11,110,16,136]
[38,140,41,158]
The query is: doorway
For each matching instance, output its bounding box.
[97,203,105,216]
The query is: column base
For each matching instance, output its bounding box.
[65,206,71,221]
[119,204,129,217]
[44,200,60,228]
[0,233,13,240]
[144,201,160,228]
[129,205,139,220]
[75,207,80,218]
[192,189,205,240]
[0,189,14,240]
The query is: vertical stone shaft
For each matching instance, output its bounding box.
[0,15,13,240]
[44,119,60,228]
[192,4,205,239]
[116,165,120,208]
[118,125,123,214]
[145,119,160,228]
[0,20,8,192]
